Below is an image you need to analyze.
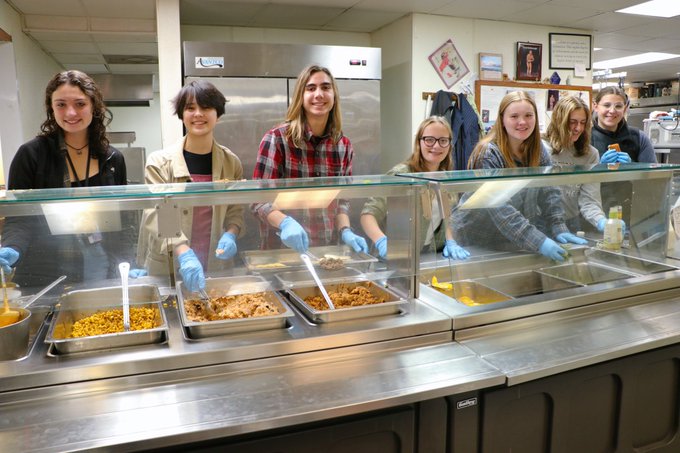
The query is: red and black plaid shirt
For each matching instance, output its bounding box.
[252,123,353,249]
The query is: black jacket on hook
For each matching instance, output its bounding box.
[430,90,481,170]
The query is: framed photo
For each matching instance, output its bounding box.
[479,52,503,80]
[549,33,592,70]
[547,89,559,111]
[428,39,469,89]
[516,42,542,81]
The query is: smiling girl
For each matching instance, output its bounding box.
[452,91,585,262]
[543,95,608,233]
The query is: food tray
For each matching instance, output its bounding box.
[586,249,676,275]
[475,271,578,298]
[241,249,312,272]
[177,276,294,339]
[433,280,511,306]
[537,262,636,286]
[45,285,167,354]
[275,267,365,288]
[286,281,406,323]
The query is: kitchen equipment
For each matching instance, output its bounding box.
[300,253,335,310]
[119,262,130,331]
[286,281,406,323]
[45,285,167,354]
[197,288,216,318]
[275,267,364,289]
[177,276,294,339]
[0,268,20,327]
[0,275,67,360]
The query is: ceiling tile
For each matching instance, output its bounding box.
[572,12,654,33]
[96,42,159,56]
[52,53,106,64]
[324,9,406,32]
[106,63,159,74]
[10,0,86,16]
[41,41,100,54]
[24,14,88,31]
[502,4,601,26]
[356,0,450,13]
[432,0,537,21]
[252,4,347,28]
[89,18,156,33]
[65,63,110,74]
[81,0,156,19]
[180,1,265,26]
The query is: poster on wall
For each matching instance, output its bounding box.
[428,39,469,89]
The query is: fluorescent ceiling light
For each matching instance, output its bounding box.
[593,52,680,69]
[593,47,602,51]
[617,0,680,18]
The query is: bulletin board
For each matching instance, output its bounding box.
[475,80,592,133]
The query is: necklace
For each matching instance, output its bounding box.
[64,141,88,155]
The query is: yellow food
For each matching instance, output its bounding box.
[458,296,477,306]
[69,307,158,338]
[254,262,287,269]
[431,276,453,291]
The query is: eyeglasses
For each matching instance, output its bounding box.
[421,136,451,147]
[598,102,626,112]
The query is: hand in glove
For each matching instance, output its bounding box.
[442,239,471,260]
[0,247,19,274]
[177,249,205,293]
[341,228,369,254]
[555,232,588,245]
[539,238,568,262]
[600,149,619,164]
[375,236,387,259]
[616,152,632,163]
[215,232,237,260]
[129,268,148,278]
[596,218,626,234]
[279,216,309,252]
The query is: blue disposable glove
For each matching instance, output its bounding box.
[539,238,568,262]
[442,239,471,260]
[616,152,632,163]
[596,218,627,234]
[600,149,619,164]
[555,232,588,245]
[375,236,387,259]
[215,232,237,260]
[279,216,309,252]
[129,268,148,278]
[0,247,19,274]
[341,228,369,254]
[177,249,205,292]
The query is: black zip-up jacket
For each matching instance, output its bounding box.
[2,134,128,287]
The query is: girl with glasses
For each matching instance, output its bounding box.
[591,86,656,164]
[452,91,586,262]
[360,116,470,260]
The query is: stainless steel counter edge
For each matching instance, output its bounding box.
[455,287,680,386]
[0,337,505,453]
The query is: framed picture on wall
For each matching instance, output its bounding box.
[479,52,503,80]
[428,38,469,89]
[516,42,542,81]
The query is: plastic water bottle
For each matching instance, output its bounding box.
[603,207,623,252]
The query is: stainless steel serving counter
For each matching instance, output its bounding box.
[0,338,504,452]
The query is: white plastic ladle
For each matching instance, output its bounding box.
[118,262,130,331]
[300,253,335,310]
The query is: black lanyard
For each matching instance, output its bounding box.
[64,151,91,187]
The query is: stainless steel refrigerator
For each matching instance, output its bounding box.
[182,42,382,178]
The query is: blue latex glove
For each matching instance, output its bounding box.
[177,249,205,292]
[375,236,387,259]
[442,239,471,260]
[341,228,369,254]
[0,247,19,274]
[600,149,619,164]
[279,216,309,252]
[215,232,237,260]
[539,238,568,262]
[616,152,632,163]
[555,232,588,245]
[129,268,147,278]
[596,218,627,234]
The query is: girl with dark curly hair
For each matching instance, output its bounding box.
[0,70,128,287]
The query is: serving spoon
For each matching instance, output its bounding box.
[300,253,335,310]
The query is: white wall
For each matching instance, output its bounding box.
[372,13,593,171]
[107,92,163,155]
[0,1,61,184]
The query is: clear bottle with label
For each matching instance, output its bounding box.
[603,207,623,251]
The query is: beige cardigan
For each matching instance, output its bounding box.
[136,137,245,275]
